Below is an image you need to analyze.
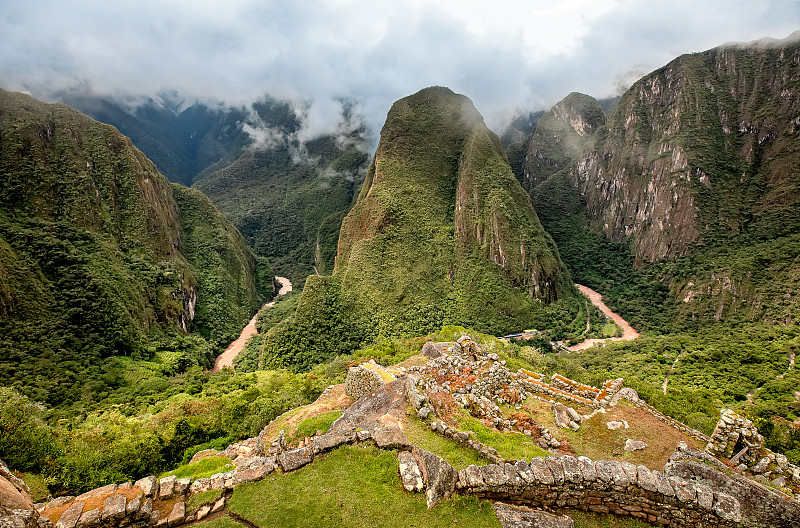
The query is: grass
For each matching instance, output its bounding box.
[160,456,234,480]
[227,444,501,528]
[566,509,654,528]
[401,411,485,470]
[517,398,703,469]
[17,472,49,502]
[187,489,224,513]
[193,515,248,528]
[286,410,342,445]
[451,409,550,461]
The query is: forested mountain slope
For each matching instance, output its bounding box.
[0,89,271,406]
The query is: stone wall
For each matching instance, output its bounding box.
[344,360,404,400]
[456,455,742,528]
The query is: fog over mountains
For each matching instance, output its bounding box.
[2,0,798,142]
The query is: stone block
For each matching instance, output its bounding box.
[712,492,741,523]
[56,501,84,528]
[577,456,597,482]
[669,476,695,503]
[76,484,117,502]
[414,448,457,508]
[158,476,176,499]
[101,495,127,522]
[126,495,141,516]
[652,471,674,497]
[593,460,613,483]
[278,447,312,472]
[167,502,185,527]
[560,456,582,484]
[75,508,100,528]
[135,498,153,522]
[545,457,565,485]
[636,466,657,492]
[695,483,714,510]
[625,439,648,452]
[134,476,158,498]
[515,460,535,484]
[173,478,190,496]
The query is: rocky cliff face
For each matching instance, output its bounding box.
[523,92,606,191]
[335,87,571,335]
[562,34,800,264]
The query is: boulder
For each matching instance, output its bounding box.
[398,452,424,492]
[278,447,312,472]
[422,342,446,359]
[493,503,574,528]
[606,421,624,431]
[55,502,84,528]
[0,474,34,511]
[624,439,647,452]
[552,403,571,429]
[413,448,457,508]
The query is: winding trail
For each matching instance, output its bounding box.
[566,284,640,352]
[211,276,292,373]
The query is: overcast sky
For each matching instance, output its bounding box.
[2,0,798,137]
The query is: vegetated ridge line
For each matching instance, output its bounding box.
[211,276,293,373]
[567,284,639,352]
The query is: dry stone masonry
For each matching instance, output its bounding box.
[706,409,800,490]
[14,335,800,528]
[457,455,742,527]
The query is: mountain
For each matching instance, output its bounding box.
[59,92,252,187]
[63,92,371,283]
[529,35,800,327]
[261,87,576,371]
[193,117,369,283]
[0,89,272,406]
[522,92,606,192]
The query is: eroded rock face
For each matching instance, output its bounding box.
[413,448,457,508]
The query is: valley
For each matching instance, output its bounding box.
[1,28,800,528]
[211,278,293,374]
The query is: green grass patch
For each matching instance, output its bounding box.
[452,410,550,461]
[161,456,234,480]
[401,412,485,470]
[565,509,654,528]
[228,444,500,528]
[193,515,247,528]
[287,411,342,445]
[187,489,224,513]
[17,472,49,503]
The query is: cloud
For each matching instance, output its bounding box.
[1,0,798,142]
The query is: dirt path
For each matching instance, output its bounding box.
[566,284,639,352]
[211,277,292,373]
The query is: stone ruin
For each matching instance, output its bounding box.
[8,335,799,528]
[706,408,800,489]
